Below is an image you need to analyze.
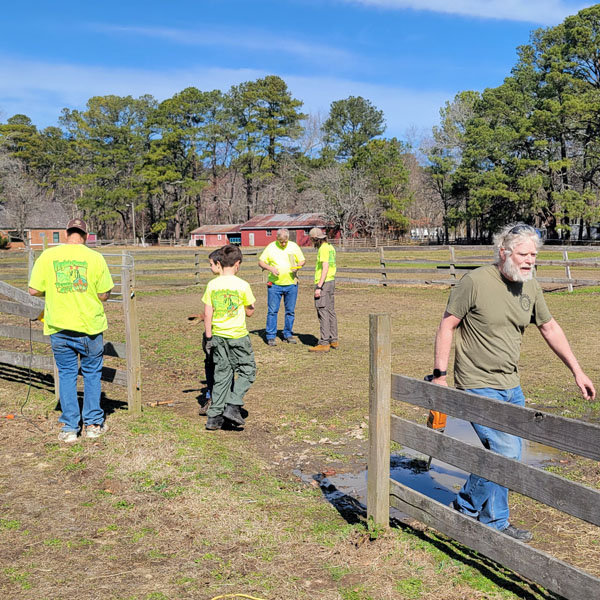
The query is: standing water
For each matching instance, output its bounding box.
[321,416,562,519]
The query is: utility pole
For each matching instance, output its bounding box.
[130,203,136,246]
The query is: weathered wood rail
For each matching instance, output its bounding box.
[367,313,600,600]
[0,253,141,414]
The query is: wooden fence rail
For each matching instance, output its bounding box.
[367,313,600,600]
[372,246,600,290]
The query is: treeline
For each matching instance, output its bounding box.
[428,4,600,242]
[0,76,419,243]
[2,6,600,243]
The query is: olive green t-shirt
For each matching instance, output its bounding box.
[446,265,552,390]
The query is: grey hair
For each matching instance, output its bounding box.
[276,228,290,240]
[493,223,541,264]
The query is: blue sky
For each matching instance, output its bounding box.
[0,0,595,142]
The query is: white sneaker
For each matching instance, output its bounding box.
[85,423,108,439]
[58,430,78,443]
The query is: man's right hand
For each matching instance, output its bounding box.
[271,267,280,276]
[205,336,213,352]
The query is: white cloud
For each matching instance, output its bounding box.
[341,0,593,25]
[0,57,449,139]
[94,23,355,66]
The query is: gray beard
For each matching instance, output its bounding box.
[501,258,533,283]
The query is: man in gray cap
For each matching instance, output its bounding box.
[308,227,338,352]
[28,218,114,443]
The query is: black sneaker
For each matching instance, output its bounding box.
[284,337,297,344]
[205,415,224,430]
[501,523,532,542]
[223,404,245,426]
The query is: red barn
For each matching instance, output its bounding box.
[189,224,242,247]
[240,213,335,247]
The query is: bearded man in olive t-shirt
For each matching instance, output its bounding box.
[432,223,595,542]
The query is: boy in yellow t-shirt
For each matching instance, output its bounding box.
[202,245,256,430]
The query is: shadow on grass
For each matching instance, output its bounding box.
[312,473,561,600]
[0,363,55,392]
[249,328,319,347]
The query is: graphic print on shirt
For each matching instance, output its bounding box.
[54,260,89,293]
[212,289,241,319]
[328,247,336,267]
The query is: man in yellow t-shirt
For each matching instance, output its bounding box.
[308,227,338,353]
[28,218,113,443]
[258,228,305,346]
[203,245,256,430]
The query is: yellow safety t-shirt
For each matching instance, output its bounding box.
[314,242,337,284]
[259,240,305,286]
[202,275,256,339]
[28,244,114,336]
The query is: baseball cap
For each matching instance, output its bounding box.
[309,227,326,239]
[66,218,88,234]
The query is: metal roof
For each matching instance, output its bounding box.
[190,224,242,235]
[240,213,328,230]
[0,201,70,229]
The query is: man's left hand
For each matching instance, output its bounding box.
[575,372,596,400]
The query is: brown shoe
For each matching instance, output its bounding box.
[330,342,339,349]
[309,344,330,352]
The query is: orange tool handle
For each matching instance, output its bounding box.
[427,410,447,430]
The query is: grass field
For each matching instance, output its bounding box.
[1,254,599,599]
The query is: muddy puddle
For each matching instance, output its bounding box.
[315,416,562,520]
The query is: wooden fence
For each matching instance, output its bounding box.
[4,244,599,292]
[0,253,141,414]
[334,245,600,290]
[367,313,600,599]
[0,248,266,292]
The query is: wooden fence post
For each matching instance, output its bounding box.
[449,246,456,280]
[122,261,142,415]
[367,313,391,527]
[380,247,387,287]
[194,252,201,285]
[27,248,35,280]
[563,250,573,293]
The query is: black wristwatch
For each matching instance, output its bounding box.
[433,369,447,378]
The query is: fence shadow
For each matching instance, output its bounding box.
[315,473,561,600]
[0,363,55,392]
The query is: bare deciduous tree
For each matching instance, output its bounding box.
[0,152,47,246]
[309,164,376,241]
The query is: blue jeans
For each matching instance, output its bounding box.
[454,386,525,531]
[50,330,105,432]
[266,283,298,340]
